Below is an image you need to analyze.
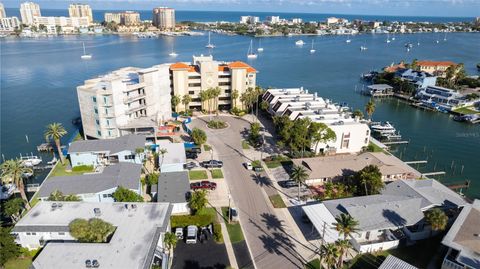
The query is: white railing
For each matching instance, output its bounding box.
[442,258,464,269]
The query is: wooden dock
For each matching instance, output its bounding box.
[446,180,471,190]
[383,140,409,145]
[405,160,428,164]
[422,171,446,176]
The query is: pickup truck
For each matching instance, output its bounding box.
[190,181,217,190]
[200,160,223,168]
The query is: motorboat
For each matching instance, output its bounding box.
[370,121,396,134]
[295,40,305,46]
[20,155,42,167]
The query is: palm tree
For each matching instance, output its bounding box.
[231,89,239,109]
[1,159,33,209]
[425,208,448,235]
[335,239,351,268]
[365,99,376,121]
[158,148,168,172]
[163,232,178,268]
[182,94,192,113]
[171,95,180,112]
[44,122,67,164]
[321,243,340,269]
[199,90,209,112]
[333,213,359,239]
[290,165,309,201]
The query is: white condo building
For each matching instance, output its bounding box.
[68,3,93,24]
[0,17,20,32]
[263,88,370,155]
[0,3,6,18]
[33,16,89,28]
[152,7,175,30]
[20,1,41,25]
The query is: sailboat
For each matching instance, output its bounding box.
[169,46,178,57]
[443,32,447,41]
[310,40,316,53]
[247,40,257,59]
[80,42,92,59]
[391,33,396,41]
[346,34,351,43]
[257,40,264,52]
[386,33,391,43]
[360,45,368,51]
[205,32,215,49]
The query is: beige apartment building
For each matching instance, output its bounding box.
[152,7,175,30]
[169,55,257,110]
[68,3,93,24]
[20,1,41,25]
[104,11,140,25]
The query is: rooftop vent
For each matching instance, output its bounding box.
[51,203,58,211]
[93,208,101,216]
[86,259,92,268]
[92,260,99,268]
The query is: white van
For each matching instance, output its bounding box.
[186,225,198,244]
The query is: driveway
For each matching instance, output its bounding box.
[172,239,229,269]
[190,116,306,269]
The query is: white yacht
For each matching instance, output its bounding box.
[295,40,305,46]
[386,33,391,43]
[20,155,42,167]
[247,40,257,59]
[80,42,92,59]
[309,40,316,53]
[370,121,396,134]
[205,32,215,49]
[360,45,368,51]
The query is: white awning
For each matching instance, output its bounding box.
[302,203,340,243]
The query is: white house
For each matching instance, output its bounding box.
[36,162,142,202]
[154,171,190,215]
[12,201,173,269]
[68,134,146,168]
[157,140,186,172]
[303,179,467,253]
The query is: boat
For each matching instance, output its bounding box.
[386,33,391,43]
[169,48,178,57]
[346,34,351,43]
[370,121,396,134]
[360,46,368,51]
[47,157,58,165]
[0,184,16,200]
[257,40,264,52]
[391,34,396,41]
[443,32,447,41]
[205,32,215,49]
[80,42,92,59]
[20,154,42,167]
[295,40,305,46]
[310,40,316,54]
[247,40,257,59]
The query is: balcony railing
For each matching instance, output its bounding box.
[123,93,146,103]
[125,104,146,114]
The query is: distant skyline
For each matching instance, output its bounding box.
[2,0,479,17]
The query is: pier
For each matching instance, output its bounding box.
[405,160,428,164]
[13,183,40,193]
[422,171,446,176]
[383,140,409,145]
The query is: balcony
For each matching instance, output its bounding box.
[124,82,146,91]
[123,93,146,103]
[125,104,146,114]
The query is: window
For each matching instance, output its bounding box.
[219,75,230,78]
[58,232,65,235]
[31,232,37,235]
[124,154,135,160]
[92,97,97,103]
[97,130,102,136]
[96,119,100,125]
[26,232,31,235]
[188,83,201,87]
[102,194,113,198]
[94,108,98,114]
[366,130,370,136]
[106,120,110,126]
[188,91,194,95]
[219,82,230,86]
[364,138,368,144]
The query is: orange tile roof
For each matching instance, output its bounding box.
[170,62,190,70]
[218,65,229,72]
[228,61,257,73]
[417,60,456,67]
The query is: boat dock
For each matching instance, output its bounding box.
[405,160,428,164]
[422,171,446,177]
[383,140,409,145]
[37,143,66,152]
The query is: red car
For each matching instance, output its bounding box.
[190,181,217,190]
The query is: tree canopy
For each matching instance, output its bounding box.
[48,190,82,201]
[188,190,208,215]
[4,198,24,223]
[0,227,21,266]
[69,218,116,243]
[425,208,448,232]
[353,165,384,196]
[191,128,207,145]
[112,186,143,202]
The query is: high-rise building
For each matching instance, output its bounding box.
[20,2,41,25]
[77,56,257,139]
[68,3,93,24]
[0,17,21,31]
[152,7,175,30]
[104,13,122,24]
[105,11,140,25]
[0,3,6,19]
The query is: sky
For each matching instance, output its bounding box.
[2,0,479,17]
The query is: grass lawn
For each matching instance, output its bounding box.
[171,207,217,227]
[453,106,480,115]
[349,235,444,269]
[49,161,93,177]
[189,170,208,180]
[367,142,385,153]
[221,207,245,244]
[211,169,224,179]
[4,257,33,269]
[269,194,286,208]
[204,144,212,151]
[242,140,250,149]
[304,258,322,269]
[264,155,292,169]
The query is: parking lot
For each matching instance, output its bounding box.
[171,238,230,269]
[269,167,312,200]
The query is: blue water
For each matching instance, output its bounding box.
[4,8,475,23]
[1,32,479,197]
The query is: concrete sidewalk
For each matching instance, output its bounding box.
[216,206,239,269]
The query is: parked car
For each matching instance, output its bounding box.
[243,162,253,170]
[229,207,239,222]
[186,151,198,159]
[200,160,223,168]
[190,181,217,191]
[187,147,202,154]
[175,228,184,239]
[184,162,197,170]
[186,225,198,244]
[279,180,298,188]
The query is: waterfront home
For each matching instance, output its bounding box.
[302,178,467,253]
[12,201,173,269]
[395,68,437,89]
[417,60,456,77]
[384,62,406,73]
[365,84,394,97]
[156,140,187,172]
[440,199,480,269]
[153,171,190,214]
[263,88,370,155]
[36,162,142,202]
[68,134,146,168]
[292,152,421,185]
[416,85,473,111]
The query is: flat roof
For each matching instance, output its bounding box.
[157,141,186,165]
[156,171,190,203]
[368,84,393,90]
[14,201,173,269]
[68,134,145,154]
[37,163,142,197]
[379,255,418,269]
[442,200,480,269]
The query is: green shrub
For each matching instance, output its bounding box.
[207,120,227,129]
[213,222,223,243]
[171,214,215,228]
[252,160,261,168]
[71,165,94,172]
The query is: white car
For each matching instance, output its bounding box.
[186,225,198,244]
[175,228,183,239]
[243,162,253,170]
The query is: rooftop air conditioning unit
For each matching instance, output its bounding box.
[94,208,101,216]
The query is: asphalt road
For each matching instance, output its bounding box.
[190,116,305,269]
